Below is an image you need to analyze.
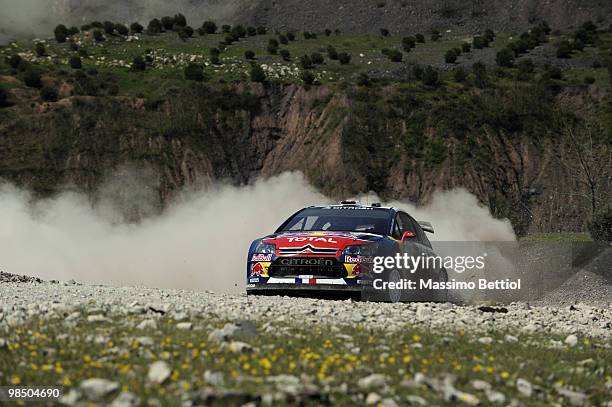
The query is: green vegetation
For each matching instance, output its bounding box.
[588,206,612,242]
[1,314,610,405]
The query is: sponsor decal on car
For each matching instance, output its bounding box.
[250,262,266,276]
[344,255,373,263]
[249,277,260,283]
[285,236,339,243]
[251,253,273,262]
[279,258,335,266]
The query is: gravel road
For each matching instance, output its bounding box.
[1,272,610,340]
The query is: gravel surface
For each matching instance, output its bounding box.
[1,273,610,340]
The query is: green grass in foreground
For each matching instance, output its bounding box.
[1,313,610,405]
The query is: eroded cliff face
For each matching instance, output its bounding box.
[0,81,608,234]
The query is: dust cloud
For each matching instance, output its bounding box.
[0,171,514,293]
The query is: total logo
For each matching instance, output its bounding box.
[286,237,339,243]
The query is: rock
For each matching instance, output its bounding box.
[136,319,157,330]
[208,321,257,342]
[406,395,427,405]
[516,378,533,397]
[176,322,192,330]
[416,304,432,319]
[79,378,119,400]
[471,380,492,391]
[358,374,387,390]
[504,335,518,343]
[134,337,154,346]
[86,314,109,323]
[0,338,6,348]
[485,390,506,403]
[556,387,587,406]
[564,334,578,347]
[147,361,171,384]
[203,370,224,386]
[111,392,140,407]
[477,336,493,344]
[380,397,399,407]
[59,389,81,406]
[453,390,480,406]
[365,392,381,405]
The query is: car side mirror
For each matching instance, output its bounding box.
[401,231,416,241]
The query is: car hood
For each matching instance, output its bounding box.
[263,231,384,257]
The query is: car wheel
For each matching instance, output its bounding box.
[388,269,402,303]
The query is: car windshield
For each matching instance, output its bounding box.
[277,207,391,235]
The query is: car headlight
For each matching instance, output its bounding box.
[342,243,379,257]
[254,241,276,254]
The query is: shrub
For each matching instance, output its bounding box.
[0,87,8,107]
[130,22,143,33]
[431,30,441,41]
[40,86,58,102]
[257,26,267,35]
[81,24,92,31]
[496,48,515,67]
[222,25,231,33]
[210,48,221,58]
[517,58,534,73]
[338,52,351,65]
[472,35,488,49]
[584,76,596,84]
[484,29,495,42]
[278,34,288,45]
[556,40,573,58]
[301,70,315,85]
[54,24,68,37]
[161,16,175,31]
[103,21,115,35]
[453,67,467,82]
[445,49,458,63]
[148,19,162,34]
[202,21,217,34]
[402,36,416,51]
[461,43,471,53]
[184,63,205,81]
[415,33,425,43]
[311,52,324,65]
[546,65,563,80]
[232,25,246,38]
[93,30,105,42]
[411,65,424,80]
[7,54,22,69]
[23,70,42,88]
[116,24,129,36]
[388,49,403,62]
[421,66,439,86]
[357,73,371,86]
[267,39,279,55]
[573,39,585,51]
[303,31,316,39]
[250,65,266,82]
[380,28,390,37]
[472,62,488,88]
[35,43,46,56]
[287,32,296,41]
[131,56,146,71]
[588,206,612,242]
[178,26,194,40]
[210,55,221,65]
[55,32,67,43]
[69,56,82,69]
[327,46,339,60]
[325,29,332,36]
[280,49,291,61]
[244,50,255,60]
[174,13,187,28]
[300,55,314,69]
[247,26,257,36]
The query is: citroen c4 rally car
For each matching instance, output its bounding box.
[246,201,448,301]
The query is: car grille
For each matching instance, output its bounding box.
[268,257,347,278]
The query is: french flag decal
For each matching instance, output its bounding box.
[294,278,317,284]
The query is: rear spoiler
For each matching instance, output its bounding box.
[419,221,434,234]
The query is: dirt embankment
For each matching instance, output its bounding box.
[0,81,609,233]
